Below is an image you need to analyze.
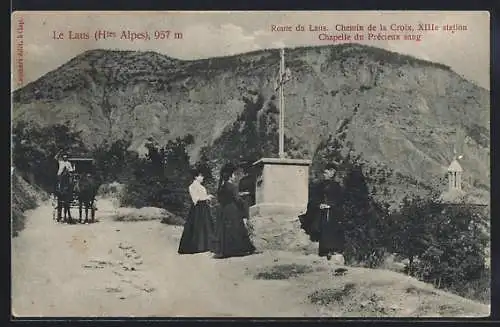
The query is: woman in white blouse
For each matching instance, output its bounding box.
[178,168,216,254]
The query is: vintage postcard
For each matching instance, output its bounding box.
[11,11,490,318]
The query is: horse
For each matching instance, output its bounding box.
[74,173,99,224]
[55,169,75,223]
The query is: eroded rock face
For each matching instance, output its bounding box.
[248,215,318,254]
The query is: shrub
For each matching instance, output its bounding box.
[254,263,314,280]
[412,204,489,293]
[390,196,490,303]
[120,135,194,217]
[308,283,357,305]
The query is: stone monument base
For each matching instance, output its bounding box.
[247,157,313,253]
[248,214,318,254]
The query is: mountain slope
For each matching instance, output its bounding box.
[12,44,490,206]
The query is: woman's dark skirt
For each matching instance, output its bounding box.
[178,200,215,254]
[212,203,255,258]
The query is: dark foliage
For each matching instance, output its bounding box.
[199,91,301,178]
[340,164,389,267]
[120,134,195,217]
[388,196,490,303]
[309,135,388,268]
[12,120,87,193]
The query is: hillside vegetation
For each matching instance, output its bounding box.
[11,170,47,237]
[12,44,490,208]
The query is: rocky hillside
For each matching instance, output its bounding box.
[11,169,47,236]
[11,44,490,206]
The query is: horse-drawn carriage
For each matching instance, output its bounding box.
[52,157,98,224]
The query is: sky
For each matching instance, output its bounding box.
[11,11,490,90]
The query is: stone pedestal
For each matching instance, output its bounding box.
[247,214,318,254]
[248,157,314,253]
[249,158,312,218]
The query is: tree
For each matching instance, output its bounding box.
[388,195,442,274]
[91,138,136,184]
[195,153,216,193]
[412,203,489,290]
[199,91,300,173]
[12,121,87,192]
[338,162,389,267]
[120,134,195,217]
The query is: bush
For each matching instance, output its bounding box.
[308,283,357,305]
[337,164,389,268]
[92,137,138,185]
[306,139,390,268]
[120,135,195,217]
[412,204,488,291]
[254,263,314,280]
[97,182,126,198]
[390,196,490,303]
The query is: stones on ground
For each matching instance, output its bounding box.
[82,264,105,269]
[90,259,112,266]
[83,259,111,269]
[121,264,136,271]
[84,240,154,298]
[134,283,155,293]
[357,293,388,315]
[112,270,123,277]
[105,287,122,293]
[334,267,348,276]
[118,242,133,250]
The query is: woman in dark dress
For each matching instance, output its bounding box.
[178,169,216,254]
[213,163,256,259]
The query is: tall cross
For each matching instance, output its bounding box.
[275,48,292,159]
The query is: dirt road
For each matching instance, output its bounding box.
[12,198,490,318]
[11,198,324,317]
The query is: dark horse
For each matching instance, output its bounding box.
[74,173,99,224]
[56,169,75,223]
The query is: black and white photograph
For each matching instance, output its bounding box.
[11,11,490,317]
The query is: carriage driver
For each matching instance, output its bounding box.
[54,150,74,190]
